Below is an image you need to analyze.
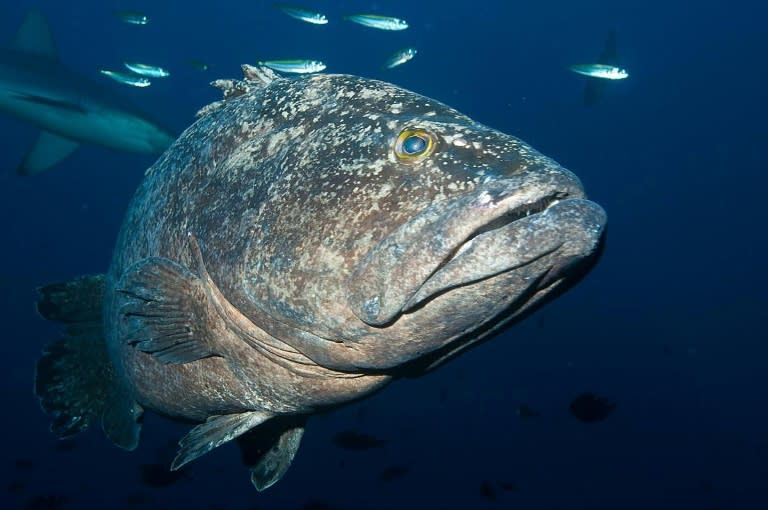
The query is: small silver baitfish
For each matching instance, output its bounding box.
[34,65,606,492]
[188,59,209,71]
[99,68,151,87]
[273,3,328,25]
[257,59,326,74]
[124,62,170,78]
[383,47,417,69]
[114,10,149,25]
[569,63,629,80]
[344,13,408,31]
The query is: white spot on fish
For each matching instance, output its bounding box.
[359,88,383,100]
[477,191,493,207]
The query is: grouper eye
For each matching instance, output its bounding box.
[394,128,436,162]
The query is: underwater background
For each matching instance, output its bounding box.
[1,0,766,509]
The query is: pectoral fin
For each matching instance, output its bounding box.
[171,411,272,470]
[116,256,225,364]
[18,131,79,176]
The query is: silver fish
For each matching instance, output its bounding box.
[273,3,328,25]
[188,60,209,71]
[34,64,606,492]
[99,68,151,87]
[383,47,417,69]
[257,59,326,74]
[114,10,149,25]
[124,62,170,78]
[569,64,628,80]
[344,13,408,31]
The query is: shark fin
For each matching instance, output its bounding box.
[18,131,79,176]
[583,78,606,108]
[598,30,618,66]
[583,30,618,107]
[12,8,57,59]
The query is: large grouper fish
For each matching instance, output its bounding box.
[34,65,606,490]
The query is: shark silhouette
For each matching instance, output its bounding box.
[0,9,175,175]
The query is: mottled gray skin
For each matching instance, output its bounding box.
[105,67,605,431]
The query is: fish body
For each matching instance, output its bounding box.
[123,62,170,78]
[114,10,149,25]
[99,68,151,87]
[257,59,326,74]
[344,14,408,31]
[383,47,417,69]
[333,430,388,450]
[569,393,616,422]
[378,464,410,481]
[516,404,540,419]
[0,9,174,174]
[34,65,606,490]
[569,63,628,80]
[274,3,328,25]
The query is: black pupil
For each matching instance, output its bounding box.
[402,134,427,154]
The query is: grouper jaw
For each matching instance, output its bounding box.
[346,166,598,327]
[402,197,607,314]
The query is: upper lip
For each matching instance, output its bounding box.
[446,192,566,260]
[347,166,587,326]
[401,191,573,312]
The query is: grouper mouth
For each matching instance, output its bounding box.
[347,166,607,326]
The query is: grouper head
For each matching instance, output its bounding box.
[199,69,606,374]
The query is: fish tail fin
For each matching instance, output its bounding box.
[34,274,143,449]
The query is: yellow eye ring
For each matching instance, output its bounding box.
[394,128,436,162]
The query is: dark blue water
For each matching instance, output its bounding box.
[1,1,766,509]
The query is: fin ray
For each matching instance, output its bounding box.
[196,64,280,118]
[116,257,222,364]
[172,411,272,470]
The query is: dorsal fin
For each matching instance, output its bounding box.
[12,8,57,59]
[241,64,279,86]
[195,64,281,118]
